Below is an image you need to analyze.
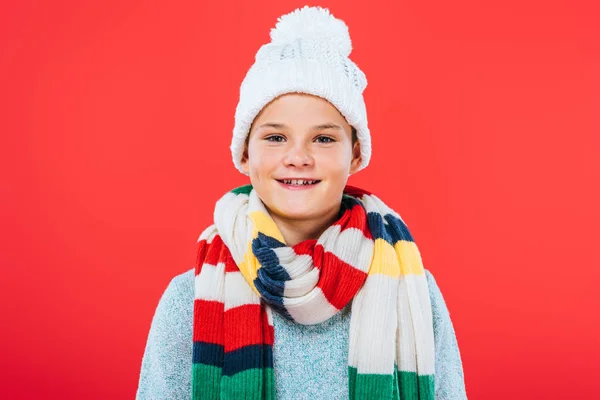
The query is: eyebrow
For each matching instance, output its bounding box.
[257,123,343,131]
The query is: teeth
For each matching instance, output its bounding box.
[282,179,318,185]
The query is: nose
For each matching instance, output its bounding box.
[284,142,314,168]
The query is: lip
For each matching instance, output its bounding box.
[276,178,321,191]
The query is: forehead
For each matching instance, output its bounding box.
[253,93,347,124]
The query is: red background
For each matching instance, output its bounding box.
[2,0,599,398]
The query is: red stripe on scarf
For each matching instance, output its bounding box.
[292,239,317,255]
[343,185,372,197]
[193,299,224,344]
[195,239,208,275]
[204,235,225,266]
[314,244,368,310]
[331,198,373,240]
[224,304,272,352]
[224,250,239,273]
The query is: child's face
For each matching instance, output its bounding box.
[241,93,361,227]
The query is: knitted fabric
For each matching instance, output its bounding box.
[192,185,435,399]
[230,6,371,175]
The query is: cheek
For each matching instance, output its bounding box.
[317,149,353,175]
[248,148,280,177]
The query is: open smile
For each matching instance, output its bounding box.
[276,179,321,190]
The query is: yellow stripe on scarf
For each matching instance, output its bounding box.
[237,210,287,295]
[250,210,286,243]
[369,238,401,277]
[237,240,259,295]
[394,240,425,276]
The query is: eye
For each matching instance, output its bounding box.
[265,134,285,142]
[315,136,335,143]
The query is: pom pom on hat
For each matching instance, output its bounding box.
[269,6,352,57]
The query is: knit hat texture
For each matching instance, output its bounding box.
[230,5,371,175]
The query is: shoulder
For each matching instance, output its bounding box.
[424,268,443,305]
[423,268,447,307]
[149,268,195,333]
[169,268,195,292]
[423,268,438,287]
[161,268,195,303]
[423,269,454,337]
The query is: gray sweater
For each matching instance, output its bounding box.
[137,268,467,399]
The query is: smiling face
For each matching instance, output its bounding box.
[241,93,362,229]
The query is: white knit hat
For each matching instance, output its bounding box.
[230,5,371,175]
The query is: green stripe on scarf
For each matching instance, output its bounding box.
[220,369,275,399]
[193,365,275,400]
[348,366,395,399]
[348,367,435,399]
[192,364,221,400]
[231,184,253,195]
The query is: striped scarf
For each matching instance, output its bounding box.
[192,184,435,399]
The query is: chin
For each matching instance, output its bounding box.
[272,205,314,220]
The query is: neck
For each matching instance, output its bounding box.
[269,206,341,247]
